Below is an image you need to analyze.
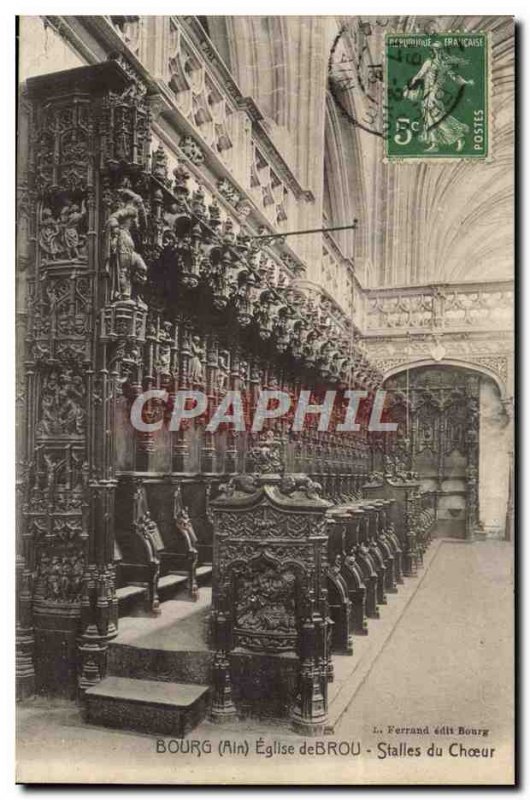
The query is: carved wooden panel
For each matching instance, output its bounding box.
[387,367,481,538]
[210,472,331,732]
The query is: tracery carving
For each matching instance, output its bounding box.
[365,284,513,333]
[246,430,284,474]
[100,64,150,170]
[179,135,205,165]
[215,506,312,541]
[34,98,92,193]
[443,391,469,455]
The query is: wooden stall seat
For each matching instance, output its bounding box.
[114,479,201,615]
[326,508,368,640]
[363,476,421,576]
[326,556,354,655]
[343,508,380,620]
[342,552,368,635]
[114,512,161,617]
[371,500,398,593]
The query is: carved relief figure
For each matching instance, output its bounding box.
[37,392,57,437]
[38,202,87,261]
[36,370,86,437]
[59,373,86,435]
[235,565,297,635]
[37,552,85,603]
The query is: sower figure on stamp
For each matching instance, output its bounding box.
[404,41,474,153]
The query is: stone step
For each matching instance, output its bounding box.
[108,642,213,686]
[84,676,210,737]
[157,573,188,604]
[196,565,212,580]
[109,589,213,685]
[116,584,148,617]
[157,565,212,604]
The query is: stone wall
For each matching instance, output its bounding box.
[479,378,512,536]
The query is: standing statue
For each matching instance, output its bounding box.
[217,350,230,392]
[107,189,148,307]
[39,207,60,260]
[60,202,87,259]
[189,335,205,386]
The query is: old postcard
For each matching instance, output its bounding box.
[16,14,515,785]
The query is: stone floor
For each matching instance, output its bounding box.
[16,540,514,785]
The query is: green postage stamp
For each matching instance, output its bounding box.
[385,32,490,160]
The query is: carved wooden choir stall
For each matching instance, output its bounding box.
[17,56,437,735]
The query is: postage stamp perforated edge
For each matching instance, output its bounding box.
[382,30,493,164]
